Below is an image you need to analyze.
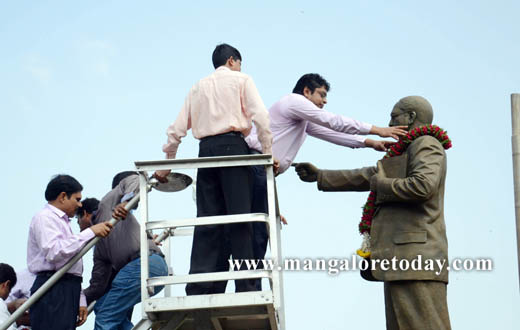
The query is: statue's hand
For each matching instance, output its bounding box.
[294,162,319,182]
[370,161,387,191]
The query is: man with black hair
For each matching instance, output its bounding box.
[76,197,100,232]
[247,73,408,173]
[27,174,112,330]
[0,263,17,330]
[245,73,408,289]
[154,43,274,295]
[84,171,167,330]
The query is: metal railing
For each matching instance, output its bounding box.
[134,154,286,330]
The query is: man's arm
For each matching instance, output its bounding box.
[241,77,272,154]
[83,246,113,305]
[119,175,140,198]
[371,136,445,204]
[290,97,407,139]
[306,122,394,152]
[33,215,95,264]
[162,92,192,160]
[305,122,367,148]
[288,97,372,135]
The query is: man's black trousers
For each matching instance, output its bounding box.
[30,272,81,330]
[186,132,257,295]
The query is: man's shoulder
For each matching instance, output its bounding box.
[31,205,55,225]
[270,93,305,111]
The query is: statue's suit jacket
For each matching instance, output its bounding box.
[317,135,448,283]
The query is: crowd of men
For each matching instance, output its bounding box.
[1,43,451,330]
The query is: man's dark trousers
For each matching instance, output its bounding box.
[30,273,81,330]
[186,132,257,295]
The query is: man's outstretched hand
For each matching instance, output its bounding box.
[294,162,319,182]
[370,125,408,140]
[364,138,395,152]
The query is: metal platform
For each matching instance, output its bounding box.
[133,154,285,330]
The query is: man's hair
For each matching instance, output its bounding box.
[0,263,17,289]
[112,171,138,189]
[77,198,100,217]
[212,43,242,69]
[292,73,331,95]
[45,174,83,201]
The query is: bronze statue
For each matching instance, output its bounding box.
[296,96,452,330]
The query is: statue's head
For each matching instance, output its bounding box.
[389,96,433,130]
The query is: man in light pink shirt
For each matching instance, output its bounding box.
[154,44,274,295]
[245,73,407,289]
[27,175,112,330]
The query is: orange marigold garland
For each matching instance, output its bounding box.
[356,125,452,258]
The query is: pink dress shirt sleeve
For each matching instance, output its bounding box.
[162,93,192,159]
[32,214,95,265]
[305,122,367,148]
[241,77,272,154]
[288,96,372,135]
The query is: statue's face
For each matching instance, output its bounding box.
[389,105,413,127]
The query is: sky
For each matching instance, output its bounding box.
[1,0,519,329]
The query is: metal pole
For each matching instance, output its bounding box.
[511,93,520,291]
[87,301,96,315]
[0,194,141,330]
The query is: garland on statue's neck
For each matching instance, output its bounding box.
[356,124,452,258]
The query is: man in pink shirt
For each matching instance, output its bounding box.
[27,175,112,330]
[154,44,274,295]
[245,73,408,289]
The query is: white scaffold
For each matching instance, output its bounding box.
[132,153,285,330]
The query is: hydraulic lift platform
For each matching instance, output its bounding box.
[132,154,285,330]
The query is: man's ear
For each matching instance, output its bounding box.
[58,191,67,203]
[407,111,417,125]
[226,56,235,67]
[0,280,9,290]
[303,86,312,98]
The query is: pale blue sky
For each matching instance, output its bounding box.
[1,1,519,329]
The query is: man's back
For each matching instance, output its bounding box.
[163,66,271,159]
[93,175,160,272]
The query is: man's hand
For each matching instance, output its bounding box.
[294,162,319,182]
[7,298,26,314]
[112,202,129,220]
[370,125,408,140]
[153,170,171,183]
[280,214,288,225]
[77,306,87,326]
[90,222,113,238]
[273,158,280,175]
[7,299,30,326]
[364,138,395,152]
